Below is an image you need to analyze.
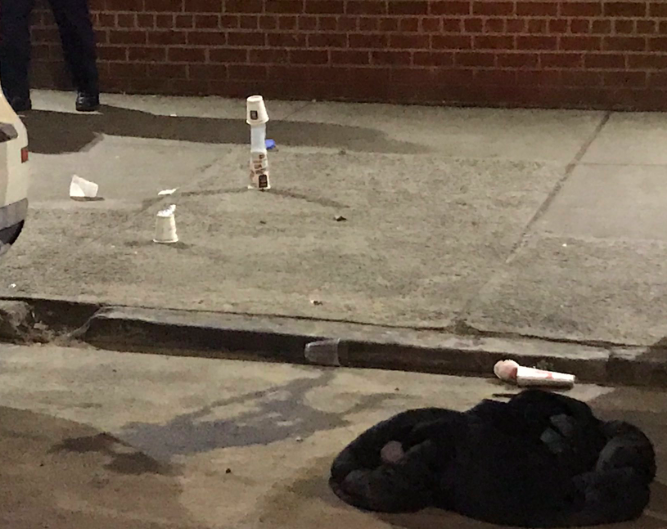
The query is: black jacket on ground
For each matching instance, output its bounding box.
[330,389,656,527]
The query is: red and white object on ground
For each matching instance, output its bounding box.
[493,360,576,388]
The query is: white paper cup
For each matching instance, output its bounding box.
[304,339,345,367]
[250,124,266,152]
[515,366,576,388]
[153,207,178,244]
[248,152,270,190]
[70,175,99,199]
[246,95,269,125]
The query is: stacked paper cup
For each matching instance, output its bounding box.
[246,95,270,190]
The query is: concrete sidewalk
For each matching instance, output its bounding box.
[2,90,667,380]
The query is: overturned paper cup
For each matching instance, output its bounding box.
[304,339,347,367]
[246,95,269,125]
[153,205,178,244]
[69,175,99,200]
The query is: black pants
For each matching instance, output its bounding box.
[0,0,99,99]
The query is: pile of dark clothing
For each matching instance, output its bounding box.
[330,390,655,527]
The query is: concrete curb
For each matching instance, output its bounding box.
[1,297,665,387]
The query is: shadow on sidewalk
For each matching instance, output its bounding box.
[0,406,202,529]
[118,370,408,460]
[22,105,430,156]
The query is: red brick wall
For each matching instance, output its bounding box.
[29,1,667,110]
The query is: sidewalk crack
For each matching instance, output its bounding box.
[452,111,612,327]
[509,110,612,256]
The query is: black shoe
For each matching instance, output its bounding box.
[75,91,100,112]
[7,96,32,113]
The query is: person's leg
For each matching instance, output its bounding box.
[47,0,99,110]
[0,0,36,110]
